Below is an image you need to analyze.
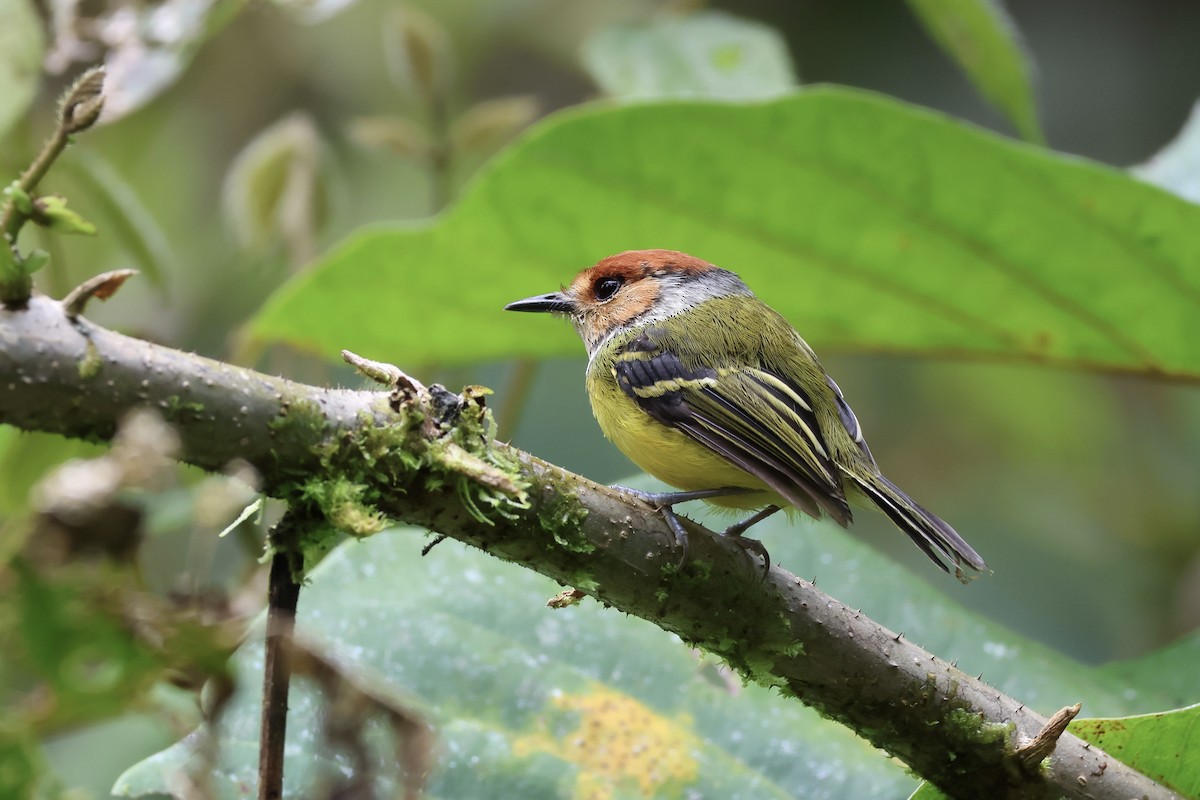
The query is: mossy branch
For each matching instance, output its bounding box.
[0,290,1178,800]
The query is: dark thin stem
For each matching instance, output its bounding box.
[258,548,301,800]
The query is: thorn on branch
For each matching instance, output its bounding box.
[1014,702,1082,771]
[63,269,138,318]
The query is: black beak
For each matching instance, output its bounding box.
[504,291,575,314]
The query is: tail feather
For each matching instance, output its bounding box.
[849,473,987,582]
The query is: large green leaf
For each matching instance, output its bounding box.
[1070,705,1200,797]
[905,0,1043,142]
[248,89,1200,380]
[115,482,1196,799]
[115,521,913,799]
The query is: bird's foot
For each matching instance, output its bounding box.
[718,505,781,578]
[613,485,758,567]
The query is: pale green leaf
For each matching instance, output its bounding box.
[221,113,329,256]
[583,10,795,101]
[116,483,1194,798]
[1098,633,1200,711]
[115,519,922,799]
[905,0,1043,142]
[271,0,358,25]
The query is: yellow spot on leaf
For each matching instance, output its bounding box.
[514,684,699,799]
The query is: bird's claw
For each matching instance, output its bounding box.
[611,484,697,566]
[720,528,771,579]
[613,485,772,574]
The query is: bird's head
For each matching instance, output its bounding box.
[505,249,750,355]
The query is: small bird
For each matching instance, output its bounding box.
[505,249,986,581]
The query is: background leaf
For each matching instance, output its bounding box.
[0,0,44,139]
[582,10,796,101]
[221,113,331,262]
[116,520,915,799]
[1098,635,1200,713]
[0,429,106,517]
[249,89,1200,380]
[97,0,247,123]
[905,0,1043,142]
[1135,99,1200,204]
[61,152,176,290]
[117,483,1199,798]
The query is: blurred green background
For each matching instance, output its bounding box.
[3,0,1200,796]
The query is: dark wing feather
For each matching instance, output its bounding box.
[612,334,852,525]
[826,375,874,463]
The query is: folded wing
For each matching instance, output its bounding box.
[612,333,852,525]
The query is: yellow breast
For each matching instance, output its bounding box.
[585,361,778,510]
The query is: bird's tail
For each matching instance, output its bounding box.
[848,472,987,582]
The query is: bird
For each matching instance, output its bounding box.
[505,249,986,581]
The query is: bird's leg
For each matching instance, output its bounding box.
[722,504,781,538]
[720,505,781,576]
[612,486,756,563]
[612,486,754,507]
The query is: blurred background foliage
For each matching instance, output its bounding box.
[2,0,1200,797]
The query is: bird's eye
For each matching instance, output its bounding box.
[594,277,623,301]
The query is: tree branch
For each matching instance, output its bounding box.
[0,294,1179,800]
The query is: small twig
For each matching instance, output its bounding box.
[1,67,105,242]
[62,268,137,318]
[341,348,404,387]
[547,588,586,608]
[1015,703,1083,771]
[258,546,302,800]
[420,534,447,556]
